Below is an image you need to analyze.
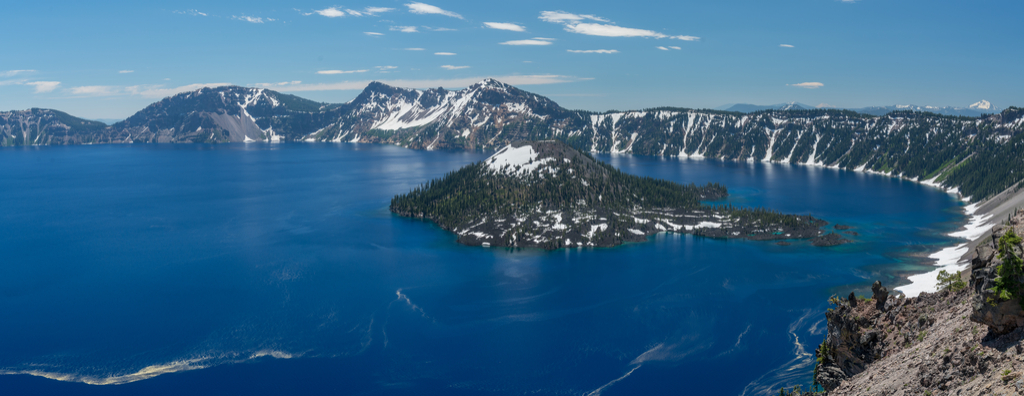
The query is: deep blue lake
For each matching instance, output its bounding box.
[0,143,965,395]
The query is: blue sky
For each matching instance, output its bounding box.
[1,0,1022,119]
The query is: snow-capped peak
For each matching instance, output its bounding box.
[969,100,992,110]
[477,78,500,87]
[485,143,555,176]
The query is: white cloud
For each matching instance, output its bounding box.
[657,46,669,51]
[788,82,824,89]
[541,11,699,41]
[317,70,368,75]
[669,46,681,50]
[405,47,425,50]
[390,26,419,33]
[82,83,245,97]
[364,32,384,36]
[175,9,207,17]
[484,22,525,32]
[253,81,303,88]
[567,49,618,54]
[501,37,554,46]
[309,6,393,17]
[376,66,398,70]
[423,26,456,31]
[405,2,462,19]
[315,7,346,17]
[441,65,469,70]
[435,52,456,55]
[127,83,232,98]
[233,16,265,24]
[657,46,681,51]
[118,70,134,74]
[780,44,794,48]
[0,70,36,77]
[271,75,585,92]
[566,23,659,38]
[26,81,60,93]
[69,85,119,96]
[538,11,608,24]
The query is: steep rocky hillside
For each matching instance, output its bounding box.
[814,210,1024,396]
[0,109,108,145]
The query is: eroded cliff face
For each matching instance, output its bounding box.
[814,211,1024,395]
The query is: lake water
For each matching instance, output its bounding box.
[0,143,966,395]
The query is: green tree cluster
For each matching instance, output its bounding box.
[992,229,1024,307]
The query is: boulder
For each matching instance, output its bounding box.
[872,281,889,310]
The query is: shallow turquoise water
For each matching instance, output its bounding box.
[0,143,965,395]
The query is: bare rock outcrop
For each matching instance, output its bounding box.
[814,209,1024,395]
[970,221,1024,334]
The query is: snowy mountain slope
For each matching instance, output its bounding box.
[305,78,567,149]
[0,108,108,145]
[113,86,341,143]
[969,100,992,111]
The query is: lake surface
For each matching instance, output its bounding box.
[0,143,966,395]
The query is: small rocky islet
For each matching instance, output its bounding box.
[390,140,849,249]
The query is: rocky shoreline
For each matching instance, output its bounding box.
[810,209,1024,395]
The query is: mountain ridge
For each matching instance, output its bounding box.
[719,101,1002,117]
[2,80,1022,202]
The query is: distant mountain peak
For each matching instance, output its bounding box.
[969,100,992,110]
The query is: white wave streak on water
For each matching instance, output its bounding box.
[740,310,818,396]
[586,364,642,396]
[393,288,433,321]
[716,324,752,357]
[1,357,211,386]
[1,349,301,386]
[588,337,712,395]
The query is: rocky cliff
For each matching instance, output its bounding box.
[814,209,1024,396]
